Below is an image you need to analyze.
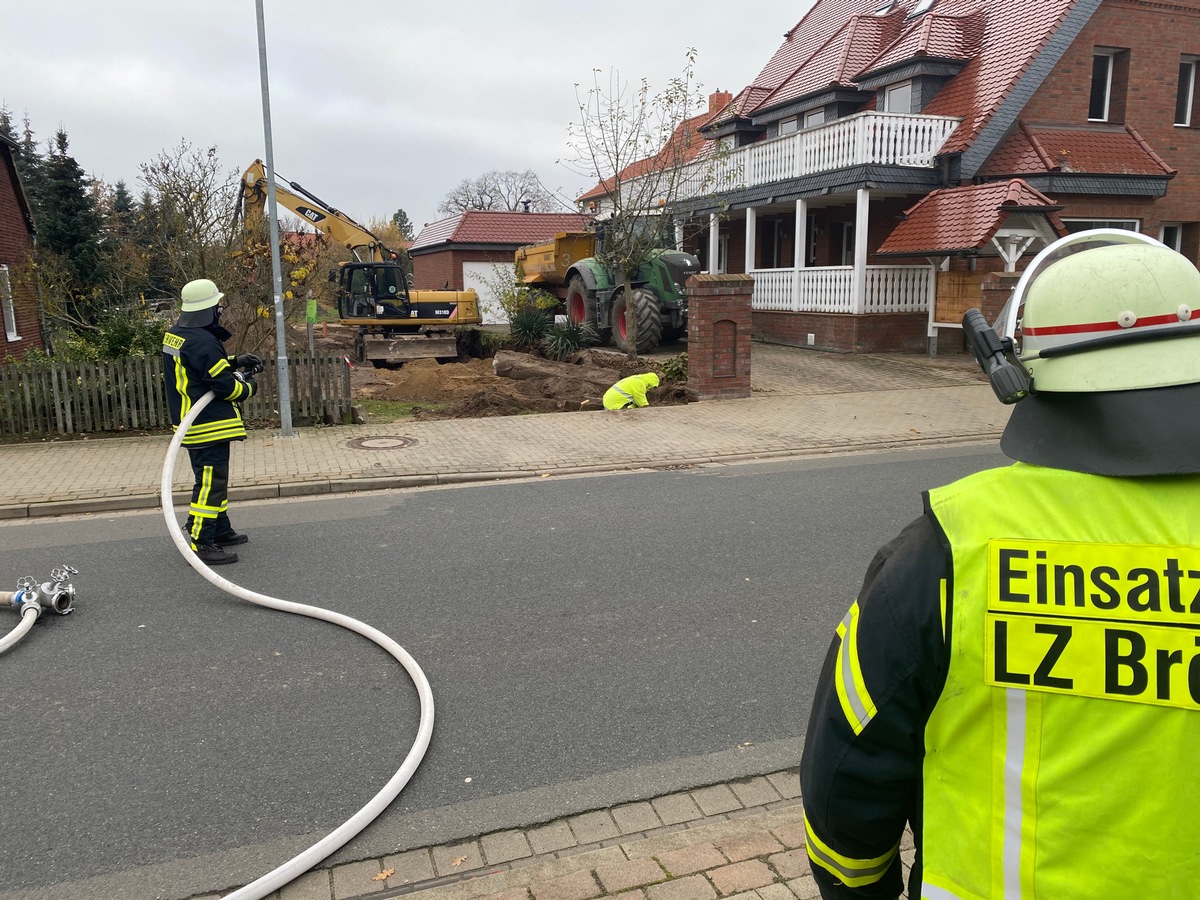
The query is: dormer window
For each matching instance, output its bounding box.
[909,0,936,16]
[884,81,914,114]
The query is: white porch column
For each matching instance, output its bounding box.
[674,222,684,252]
[794,199,808,313]
[708,213,720,273]
[745,206,758,272]
[852,188,870,314]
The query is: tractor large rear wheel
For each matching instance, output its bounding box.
[565,276,610,344]
[611,288,663,354]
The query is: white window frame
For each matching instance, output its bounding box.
[803,108,826,128]
[1090,50,1116,122]
[1161,223,1184,251]
[1177,57,1198,126]
[717,233,729,274]
[1062,217,1140,234]
[910,0,935,15]
[1,265,19,342]
[884,81,913,114]
[778,116,799,136]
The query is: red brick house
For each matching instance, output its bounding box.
[652,0,1200,352]
[409,210,589,322]
[0,133,43,361]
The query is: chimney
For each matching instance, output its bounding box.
[708,90,733,115]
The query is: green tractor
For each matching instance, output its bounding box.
[517,221,701,354]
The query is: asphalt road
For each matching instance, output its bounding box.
[0,444,1006,898]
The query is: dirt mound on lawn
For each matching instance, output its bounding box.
[351,350,687,419]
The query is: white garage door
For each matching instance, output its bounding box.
[462,261,515,325]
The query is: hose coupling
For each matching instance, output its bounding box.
[10,565,78,615]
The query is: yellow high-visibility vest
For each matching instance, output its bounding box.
[922,462,1200,899]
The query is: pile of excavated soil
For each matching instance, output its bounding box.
[302,324,686,418]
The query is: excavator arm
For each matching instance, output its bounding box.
[239,160,391,263]
[236,160,480,367]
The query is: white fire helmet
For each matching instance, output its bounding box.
[997,228,1200,393]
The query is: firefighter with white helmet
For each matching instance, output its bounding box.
[162,279,261,565]
[800,229,1200,899]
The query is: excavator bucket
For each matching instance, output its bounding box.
[362,333,458,365]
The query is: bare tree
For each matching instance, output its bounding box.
[138,141,239,282]
[438,169,563,215]
[564,49,726,357]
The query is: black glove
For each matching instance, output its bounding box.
[230,353,263,374]
[233,370,257,397]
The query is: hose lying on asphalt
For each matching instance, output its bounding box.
[160,391,434,900]
[0,602,40,654]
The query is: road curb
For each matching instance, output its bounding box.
[3,433,1002,521]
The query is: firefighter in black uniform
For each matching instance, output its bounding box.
[800,230,1200,899]
[162,279,261,566]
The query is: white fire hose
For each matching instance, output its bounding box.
[161,390,434,899]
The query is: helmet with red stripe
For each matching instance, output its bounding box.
[997,229,1200,392]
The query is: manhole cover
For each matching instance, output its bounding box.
[346,436,418,451]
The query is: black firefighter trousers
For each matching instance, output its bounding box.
[182,442,236,548]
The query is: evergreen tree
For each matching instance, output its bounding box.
[391,208,415,241]
[38,129,105,309]
[0,107,45,221]
[134,189,173,299]
[106,180,135,238]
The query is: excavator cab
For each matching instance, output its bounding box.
[336,262,412,320]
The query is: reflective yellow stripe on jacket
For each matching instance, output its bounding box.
[833,601,876,735]
[804,812,897,888]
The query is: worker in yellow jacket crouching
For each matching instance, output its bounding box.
[603,373,660,410]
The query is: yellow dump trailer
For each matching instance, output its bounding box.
[515,232,596,291]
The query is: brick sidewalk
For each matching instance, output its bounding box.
[182,771,916,900]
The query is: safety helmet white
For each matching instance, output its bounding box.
[997,229,1200,392]
[180,278,224,313]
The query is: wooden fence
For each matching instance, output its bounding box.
[0,352,352,438]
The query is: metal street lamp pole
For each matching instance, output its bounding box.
[255,0,294,437]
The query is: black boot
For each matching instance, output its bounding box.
[195,543,238,565]
[214,530,248,546]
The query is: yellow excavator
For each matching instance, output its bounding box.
[238,160,480,366]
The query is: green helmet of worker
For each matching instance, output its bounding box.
[997,229,1200,476]
[177,278,225,327]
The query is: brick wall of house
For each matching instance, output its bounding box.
[411,248,515,291]
[753,310,928,353]
[0,155,42,362]
[687,274,753,400]
[1019,0,1200,252]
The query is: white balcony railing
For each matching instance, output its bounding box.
[751,266,934,315]
[677,111,961,201]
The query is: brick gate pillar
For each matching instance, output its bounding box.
[686,274,753,400]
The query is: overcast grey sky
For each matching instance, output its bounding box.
[6,2,813,234]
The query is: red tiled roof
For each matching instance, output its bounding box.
[862,9,982,72]
[410,211,590,251]
[742,0,1081,155]
[979,123,1177,177]
[920,1,1078,153]
[876,178,1066,255]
